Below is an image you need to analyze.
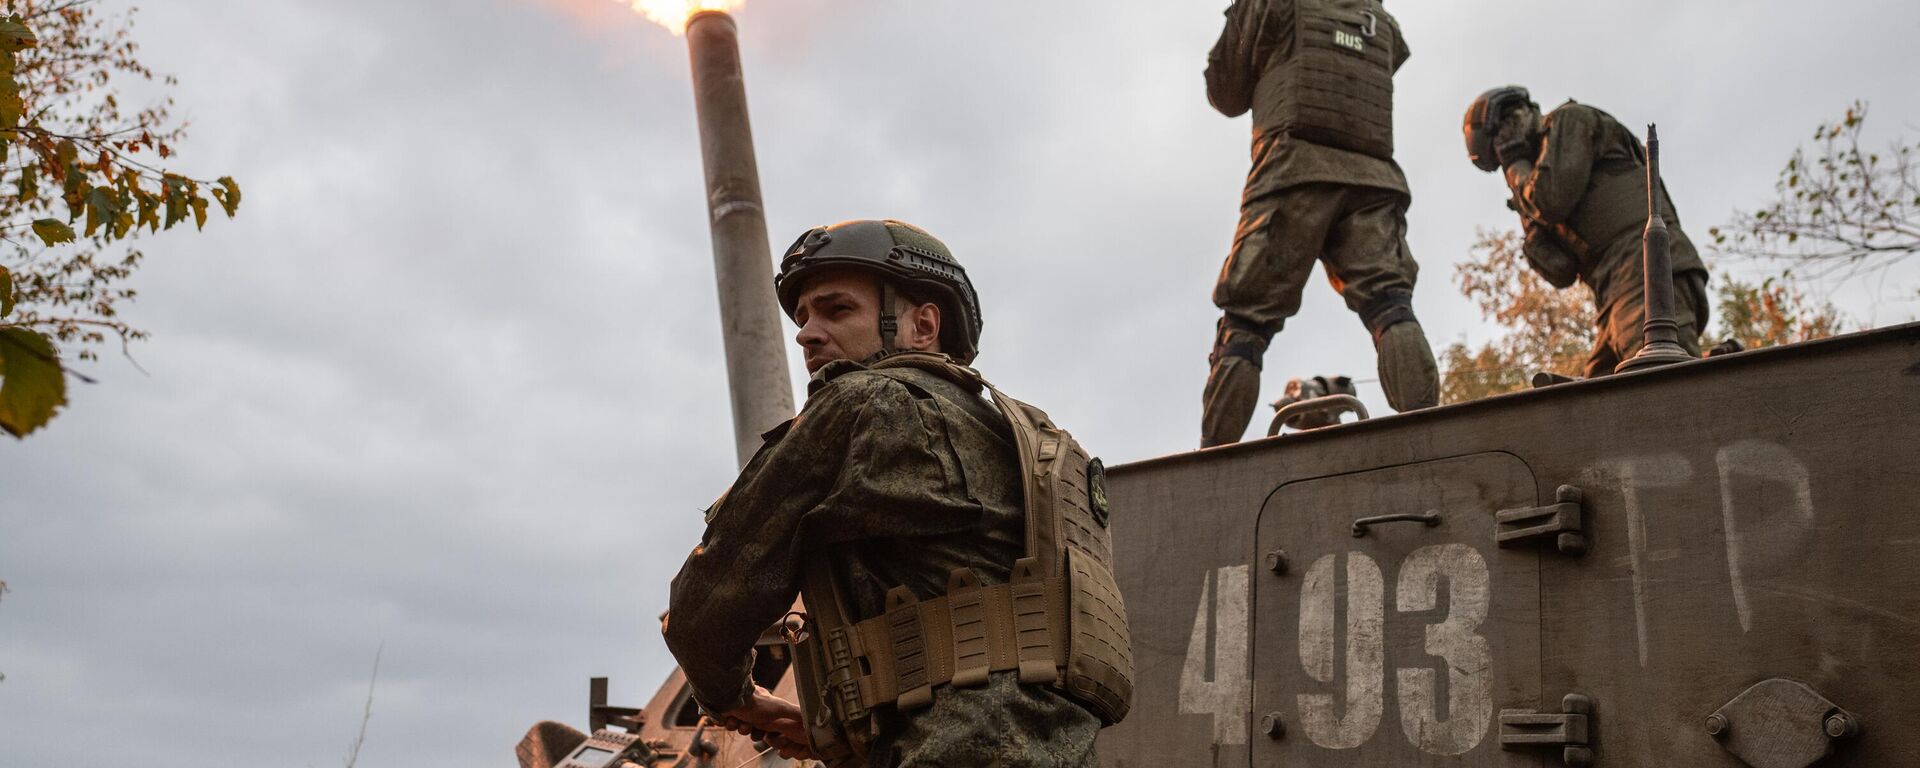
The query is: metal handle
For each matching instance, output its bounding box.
[1351,510,1441,538]
[1267,395,1371,436]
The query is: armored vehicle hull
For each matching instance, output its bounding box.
[1101,322,1920,767]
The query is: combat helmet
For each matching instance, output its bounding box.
[775,219,984,363]
[1463,85,1535,172]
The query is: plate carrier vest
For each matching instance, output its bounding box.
[1254,0,1401,160]
[784,355,1134,766]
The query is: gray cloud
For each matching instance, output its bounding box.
[1,0,1915,766]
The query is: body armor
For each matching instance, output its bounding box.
[1253,0,1402,160]
[785,355,1134,766]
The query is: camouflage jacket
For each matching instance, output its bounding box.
[1510,101,1705,306]
[1205,0,1411,195]
[664,355,1097,761]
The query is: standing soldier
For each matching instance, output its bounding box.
[1463,86,1710,376]
[1201,0,1439,448]
[664,220,1132,767]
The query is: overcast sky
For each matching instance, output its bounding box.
[2,1,1917,766]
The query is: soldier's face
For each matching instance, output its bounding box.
[792,270,889,373]
[791,270,942,372]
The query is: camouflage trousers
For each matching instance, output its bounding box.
[868,673,1100,768]
[1587,267,1709,378]
[1203,182,1437,446]
[1212,182,1421,333]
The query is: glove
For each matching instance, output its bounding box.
[1496,136,1535,169]
[1521,223,1580,289]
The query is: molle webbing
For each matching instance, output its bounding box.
[849,571,1067,709]
[792,354,1133,738]
[1257,0,1398,159]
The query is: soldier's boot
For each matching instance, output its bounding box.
[1202,317,1271,448]
[1375,321,1440,412]
[1362,292,1438,412]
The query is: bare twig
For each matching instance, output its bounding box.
[1713,102,1920,285]
[344,644,382,768]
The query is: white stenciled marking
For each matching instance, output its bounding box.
[1716,441,1816,633]
[1299,555,1336,685]
[1395,544,1493,756]
[1299,553,1385,750]
[1584,455,1692,668]
[1179,565,1250,744]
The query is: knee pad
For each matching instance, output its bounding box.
[1209,315,1272,370]
[1360,291,1419,342]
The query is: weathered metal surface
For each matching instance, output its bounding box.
[1251,452,1541,765]
[1709,678,1856,768]
[1496,485,1588,556]
[1500,693,1593,767]
[686,10,797,467]
[1100,322,1920,767]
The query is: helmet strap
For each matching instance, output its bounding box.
[877,278,899,358]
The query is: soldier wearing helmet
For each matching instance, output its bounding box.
[1464,86,1711,376]
[665,220,1130,767]
[1200,0,1440,448]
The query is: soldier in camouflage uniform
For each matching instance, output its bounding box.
[664,220,1104,767]
[1201,0,1440,448]
[1464,86,1710,376]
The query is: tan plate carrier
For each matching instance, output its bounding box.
[1258,0,1402,161]
[784,357,1134,766]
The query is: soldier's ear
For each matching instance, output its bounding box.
[907,301,942,352]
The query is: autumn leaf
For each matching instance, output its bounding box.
[0,327,67,438]
[30,218,74,246]
[0,17,37,55]
[212,176,241,217]
[0,2,242,437]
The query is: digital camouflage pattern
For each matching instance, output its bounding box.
[869,673,1098,768]
[664,356,1099,767]
[1507,101,1710,376]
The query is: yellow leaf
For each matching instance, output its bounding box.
[0,328,67,438]
[30,218,75,246]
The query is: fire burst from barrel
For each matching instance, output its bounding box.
[613,0,745,34]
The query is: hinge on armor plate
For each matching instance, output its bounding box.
[1500,693,1594,767]
[1495,485,1588,556]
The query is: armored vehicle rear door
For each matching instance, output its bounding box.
[1251,452,1543,766]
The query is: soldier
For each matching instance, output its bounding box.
[1463,86,1710,376]
[664,220,1131,767]
[1200,0,1440,448]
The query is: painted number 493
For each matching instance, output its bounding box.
[1179,543,1493,756]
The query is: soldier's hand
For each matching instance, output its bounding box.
[1495,137,1534,169]
[720,685,807,745]
[763,733,817,761]
[1493,109,1536,169]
